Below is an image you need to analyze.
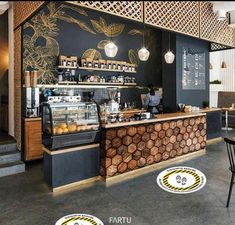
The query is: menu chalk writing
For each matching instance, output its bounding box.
[182,47,206,90]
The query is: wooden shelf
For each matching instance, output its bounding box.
[57,65,136,74]
[78,66,136,73]
[37,82,137,89]
[78,81,137,86]
[58,65,77,69]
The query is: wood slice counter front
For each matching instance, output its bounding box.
[100,113,207,179]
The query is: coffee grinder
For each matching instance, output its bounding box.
[24,87,40,118]
[107,87,120,113]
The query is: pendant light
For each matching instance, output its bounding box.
[138,2,150,61]
[164,32,175,64]
[221,51,227,69]
[209,63,213,70]
[104,15,118,58]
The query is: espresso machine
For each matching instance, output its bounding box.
[107,87,120,113]
[24,88,40,118]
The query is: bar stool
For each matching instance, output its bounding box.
[224,138,235,207]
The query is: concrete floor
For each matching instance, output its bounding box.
[1,133,235,225]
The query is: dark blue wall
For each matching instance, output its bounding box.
[162,32,209,112]
[176,34,209,107]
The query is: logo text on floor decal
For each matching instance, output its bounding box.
[157,166,206,194]
[55,214,104,225]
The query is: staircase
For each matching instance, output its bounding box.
[0,134,25,178]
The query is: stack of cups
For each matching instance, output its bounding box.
[24,70,38,87]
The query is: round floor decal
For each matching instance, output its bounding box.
[55,214,104,225]
[157,166,206,194]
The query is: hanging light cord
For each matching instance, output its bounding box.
[143,1,145,48]
[110,14,113,42]
[168,32,171,51]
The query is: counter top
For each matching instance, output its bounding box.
[24,117,42,121]
[101,112,206,128]
[198,108,221,113]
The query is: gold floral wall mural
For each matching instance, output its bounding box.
[23,2,97,83]
[23,2,161,85]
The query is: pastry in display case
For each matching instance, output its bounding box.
[42,100,100,150]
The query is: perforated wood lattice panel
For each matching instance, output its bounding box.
[13,1,45,29]
[210,43,230,51]
[14,27,22,149]
[144,1,200,37]
[200,2,235,47]
[66,1,143,22]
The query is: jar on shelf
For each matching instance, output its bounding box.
[107,60,112,70]
[130,64,136,72]
[117,62,121,70]
[112,61,117,70]
[122,62,126,71]
[99,59,105,69]
[93,60,99,68]
[81,59,86,67]
[86,58,93,68]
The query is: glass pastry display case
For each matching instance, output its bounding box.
[42,102,100,149]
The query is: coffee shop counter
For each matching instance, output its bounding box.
[100,112,207,180]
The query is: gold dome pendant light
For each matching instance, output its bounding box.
[164,32,175,64]
[104,15,118,58]
[138,2,150,61]
[221,50,227,69]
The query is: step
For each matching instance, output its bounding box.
[0,142,17,153]
[0,161,25,178]
[0,151,21,164]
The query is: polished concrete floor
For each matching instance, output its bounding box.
[1,133,235,225]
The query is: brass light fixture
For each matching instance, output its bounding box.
[164,32,175,64]
[209,63,213,70]
[104,15,118,58]
[221,50,227,69]
[138,2,150,61]
[221,61,227,69]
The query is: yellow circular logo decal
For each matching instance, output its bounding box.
[157,166,206,194]
[55,214,104,225]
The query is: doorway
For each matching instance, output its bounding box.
[0,11,9,135]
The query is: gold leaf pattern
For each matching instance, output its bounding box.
[97,40,110,49]
[104,24,125,37]
[91,19,104,33]
[45,37,59,56]
[90,17,125,37]
[59,15,96,34]
[60,4,88,16]
[128,29,143,36]
[82,49,102,60]
[128,49,139,66]
[99,17,107,29]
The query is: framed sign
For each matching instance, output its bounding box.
[182,47,206,90]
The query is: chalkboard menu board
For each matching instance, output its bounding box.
[182,47,206,90]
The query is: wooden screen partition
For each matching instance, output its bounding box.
[13,1,45,29]
[14,27,22,149]
[66,1,143,22]
[210,43,231,51]
[144,1,200,38]
[200,1,235,48]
